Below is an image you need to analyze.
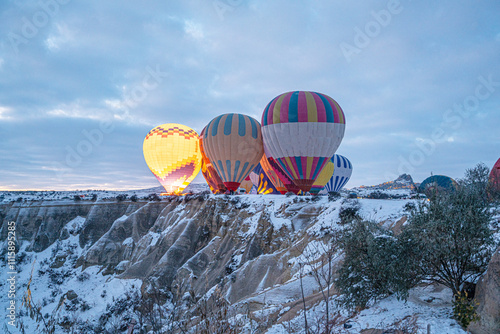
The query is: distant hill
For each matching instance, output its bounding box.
[353,174,417,198]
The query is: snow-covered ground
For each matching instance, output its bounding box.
[1,216,142,333]
[0,183,210,203]
[1,185,496,333]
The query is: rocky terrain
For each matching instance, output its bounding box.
[0,188,498,333]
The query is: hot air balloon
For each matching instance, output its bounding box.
[309,159,335,195]
[419,175,458,195]
[250,164,279,194]
[143,124,202,195]
[262,91,346,192]
[264,148,301,194]
[199,127,227,194]
[259,153,288,194]
[489,158,500,193]
[324,155,353,194]
[240,176,254,194]
[203,113,264,192]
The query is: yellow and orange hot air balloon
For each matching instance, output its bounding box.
[143,123,202,195]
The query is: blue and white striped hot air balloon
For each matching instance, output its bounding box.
[324,154,353,193]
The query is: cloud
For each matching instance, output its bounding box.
[0,0,499,190]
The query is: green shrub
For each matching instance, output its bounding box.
[453,291,480,328]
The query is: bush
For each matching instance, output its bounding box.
[130,194,138,202]
[336,220,420,309]
[73,195,81,201]
[400,165,494,296]
[147,193,161,201]
[116,194,127,202]
[336,164,495,311]
[453,291,480,328]
[328,192,341,201]
[338,201,361,225]
[367,191,389,199]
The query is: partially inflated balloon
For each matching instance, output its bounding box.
[262,91,346,192]
[143,124,202,195]
[250,164,279,194]
[267,154,301,194]
[419,175,457,195]
[240,176,253,194]
[260,153,287,194]
[199,127,227,194]
[324,155,353,193]
[203,113,264,192]
[310,159,335,195]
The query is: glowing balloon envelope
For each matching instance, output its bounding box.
[203,113,264,192]
[199,127,227,194]
[261,91,346,192]
[324,154,353,193]
[143,124,202,195]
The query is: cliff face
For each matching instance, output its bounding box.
[6,195,492,333]
[0,196,336,308]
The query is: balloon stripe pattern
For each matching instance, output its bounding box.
[143,124,202,195]
[259,153,287,194]
[324,155,353,193]
[261,91,346,192]
[310,159,335,194]
[250,164,279,194]
[203,113,264,191]
[199,127,227,194]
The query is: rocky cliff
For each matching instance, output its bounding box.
[1,194,498,333]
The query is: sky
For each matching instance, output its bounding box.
[0,0,499,191]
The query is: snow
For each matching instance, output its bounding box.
[2,186,497,333]
[122,237,134,246]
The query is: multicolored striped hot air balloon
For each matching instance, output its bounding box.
[263,146,300,194]
[310,159,335,195]
[143,124,202,195]
[490,158,500,193]
[260,153,288,194]
[324,154,353,193]
[199,127,227,194]
[261,91,346,192]
[250,164,279,194]
[203,113,264,192]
